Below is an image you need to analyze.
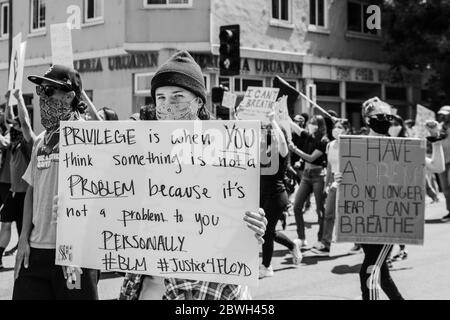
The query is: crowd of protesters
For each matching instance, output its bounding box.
[0,50,448,301]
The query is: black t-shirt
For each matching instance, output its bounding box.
[260,154,288,196]
[293,131,329,168]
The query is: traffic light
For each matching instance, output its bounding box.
[219,25,240,76]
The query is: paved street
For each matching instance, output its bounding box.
[1,194,449,300]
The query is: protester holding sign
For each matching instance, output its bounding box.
[336,97,445,300]
[12,65,99,300]
[119,51,267,300]
[289,116,329,249]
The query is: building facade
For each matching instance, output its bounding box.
[0,0,426,133]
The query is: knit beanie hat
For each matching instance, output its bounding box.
[151,51,207,104]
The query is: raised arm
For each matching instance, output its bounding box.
[13,89,36,143]
[82,90,102,121]
[269,113,288,158]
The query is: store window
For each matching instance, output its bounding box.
[272,0,291,22]
[347,1,379,36]
[0,2,9,38]
[309,0,327,29]
[30,0,46,33]
[316,81,340,97]
[84,0,104,24]
[346,82,381,101]
[386,86,407,102]
[235,78,264,93]
[271,78,299,90]
[144,0,192,9]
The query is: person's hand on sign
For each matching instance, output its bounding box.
[288,142,297,153]
[63,266,83,284]
[14,238,30,280]
[244,209,267,244]
[334,172,343,185]
[5,90,11,101]
[52,195,61,222]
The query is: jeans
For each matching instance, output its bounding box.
[359,244,404,300]
[294,168,326,241]
[13,248,99,300]
[438,163,450,213]
[261,191,291,268]
[322,185,337,248]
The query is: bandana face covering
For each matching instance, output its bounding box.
[156,98,200,121]
[40,96,75,132]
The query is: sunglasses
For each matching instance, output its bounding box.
[369,114,394,122]
[36,85,70,97]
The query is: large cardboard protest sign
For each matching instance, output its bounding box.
[56,121,261,286]
[51,23,74,68]
[274,96,292,141]
[236,87,279,124]
[336,136,426,245]
[8,34,26,107]
[415,104,436,139]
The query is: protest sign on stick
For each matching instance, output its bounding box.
[8,33,26,107]
[274,96,292,141]
[222,92,237,110]
[236,87,279,124]
[336,135,426,245]
[415,104,436,139]
[56,121,261,286]
[51,23,74,68]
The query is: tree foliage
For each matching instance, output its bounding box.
[382,0,450,108]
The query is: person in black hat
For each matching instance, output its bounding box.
[13,65,98,300]
[119,51,267,301]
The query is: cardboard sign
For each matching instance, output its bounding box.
[51,23,74,68]
[415,104,436,139]
[56,121,261,286]
[236,87,279,124]
[8,34,26,106]
[222,92,237,109]
[336,136,426,245]
[274,96,292,141]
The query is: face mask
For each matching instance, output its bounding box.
[368,118,391,135]
[332,128,344,139]
[388,125,402,137]
[308,124,318,134]
[40,95,74,132]
[156,98,200,121]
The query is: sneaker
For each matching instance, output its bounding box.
[442,213,450,222]
[310,247,330,257]
[313,242,326,250]
[392,250,408,262]
[259,265,274,278]
[294,239,309,249]
[291,241,303,265]
[349,245,362,255]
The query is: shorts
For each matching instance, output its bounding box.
[0,192,25,224]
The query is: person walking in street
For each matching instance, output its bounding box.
[289,115,329,249]
[13,65,99,300]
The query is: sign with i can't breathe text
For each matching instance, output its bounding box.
[336,136,426,245]
[56,121,261,286]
